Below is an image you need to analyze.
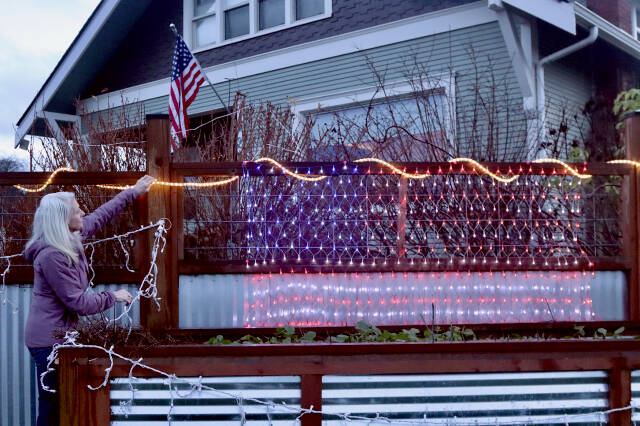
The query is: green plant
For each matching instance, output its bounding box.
[613,88,640,128]
[593,327,625,340]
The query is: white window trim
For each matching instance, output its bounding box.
[290,74,457,154]
[633,1,640,40]
[184,0,332,53]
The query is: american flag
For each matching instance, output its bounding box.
[168,35,205,149]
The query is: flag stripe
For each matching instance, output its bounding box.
[169,35,206,148]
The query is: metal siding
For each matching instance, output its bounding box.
[322,372,609,424]
[106,372,609,424]
[0,283,140,426]
[109,376,301,424]
[0,285,35,426]
[178,271,626,328]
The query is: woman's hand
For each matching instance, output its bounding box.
[133,175,156,196]
[113,289,134,305]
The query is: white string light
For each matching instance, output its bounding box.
[0,220,168,315]
[43,330,636,425]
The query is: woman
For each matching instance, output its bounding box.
[24,175,155,426]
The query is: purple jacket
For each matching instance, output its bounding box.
[24,189,137,348]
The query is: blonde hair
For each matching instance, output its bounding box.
[26,192,82,264]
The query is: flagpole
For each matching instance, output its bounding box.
[170,23,231,114]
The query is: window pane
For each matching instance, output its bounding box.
[225,5,250,39]
[309,94,450,161]
[195,0,216,17]
[259,0,285,30]
[194,15,217,47]
[296,0,324,20]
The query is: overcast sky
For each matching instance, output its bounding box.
[0,0,100,166]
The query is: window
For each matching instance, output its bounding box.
[225,5,250,39]
[259,0,285,30]
[292,78,456,161]
[633,1,640,40]
[184,0,332,51]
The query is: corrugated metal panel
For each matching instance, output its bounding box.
[630,370,640,422]
[0,283,140,426]
[179,271,626,328]
[110,376,301,425]
[0,285,35,426]
[322,372,609,424]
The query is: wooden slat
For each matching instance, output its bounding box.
[0,171,144,186]
[171,161,630,176]
[57,339,640,378]
[179,256,629,274]
[2,265,140,285]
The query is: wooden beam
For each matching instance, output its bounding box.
[0,171,144,186]
[142,115,178,329]
[171,161,629,177]
[178,256,628,275]
[300,375,322,426]
[624,112,640,320]
[609,369,631,425]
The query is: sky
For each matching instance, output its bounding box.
[0,0,100,166]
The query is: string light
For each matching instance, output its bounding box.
[12,156,631,193]
[12,167,239,192]
[607,159,640,168]
[253,157,327,181]
[354,158,431,179]
[0,220,168,315]
[532,158,592,179]
[448,158,518,183]
[43,329,632,426]
[13,167,76,192]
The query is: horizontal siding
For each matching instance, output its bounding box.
[540,25,594,160]
[96,21,528,161]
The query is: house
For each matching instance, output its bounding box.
[9,0,640,324]
[6,1,640,424]
[14,0,640,162]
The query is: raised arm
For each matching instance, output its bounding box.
[80,175,155,240]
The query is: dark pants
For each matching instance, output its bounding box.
[29,347,59,426]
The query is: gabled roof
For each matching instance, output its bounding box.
[15,0,640,147]
[15,0,151,146]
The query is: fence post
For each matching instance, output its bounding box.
[608,369,631,425]
[142,114,179,329]
[58,348,110,425]
[623,111,640,320]
[300,374,322,426]
[397,177,408,259]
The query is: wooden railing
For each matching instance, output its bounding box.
[58,330,640,425]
